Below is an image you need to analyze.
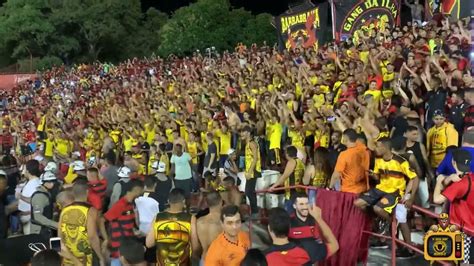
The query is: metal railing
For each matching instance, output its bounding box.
[253,185,454,266]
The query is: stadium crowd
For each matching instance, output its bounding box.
[0,10,472,266]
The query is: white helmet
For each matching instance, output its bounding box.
[72,161,86,172]
[40,171,57,183]
[44,162,58,173]
[117,166,131,178]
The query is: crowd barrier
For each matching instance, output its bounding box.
[0,74,36,90]
[252,185,455,266]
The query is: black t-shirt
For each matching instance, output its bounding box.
[328,144,346,170]
[289,214,320,243]
[203,142,218,170]
[390,115,409,139]
[0,193,6,239]
[154,177,172,212]
[425,87,447,119]
[449,103,468,133]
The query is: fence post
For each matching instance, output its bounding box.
[391,218,397,266]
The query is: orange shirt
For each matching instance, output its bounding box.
[334,142,370,194]
[205,231,251,266]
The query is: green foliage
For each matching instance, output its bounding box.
[0,0,277,69]
[158,0,276,56]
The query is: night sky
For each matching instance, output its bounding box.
[141,0,327,15]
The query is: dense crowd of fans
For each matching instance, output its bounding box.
[0,11,472,266]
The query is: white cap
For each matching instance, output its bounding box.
[73,161,86,171]
[227,148,236,155]
[44,162,57,172]
[40,171,57,183]
[72,151,81,157]
[151,161,166,173]
[0,170,6,176]
[157,162,166,173]
[117,166,131,178]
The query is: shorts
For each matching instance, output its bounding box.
[269,148,281,165]
[140,237,156,263]
[395,204,407,223]
[395,194,411,223]
[359,188,400,214]
[304,135,315,147]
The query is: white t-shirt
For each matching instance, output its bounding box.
[135,192,160,234]
[170,153,192,180]
[18,178,41,212]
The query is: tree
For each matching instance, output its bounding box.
[158,0,276,56]
[0,0,55,60]
[243,13,277,46]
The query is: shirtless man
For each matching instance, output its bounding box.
[220,176,242,207]
[196,192,223,264]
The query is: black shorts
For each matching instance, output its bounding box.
[269,148,281,165]
[359,188,399,214]
[140,237,157,263]
[304,135,314,147]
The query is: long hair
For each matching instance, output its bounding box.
[313,147,331,184]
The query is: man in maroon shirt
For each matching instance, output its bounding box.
[104,179,144,266]
[433,148,474,264]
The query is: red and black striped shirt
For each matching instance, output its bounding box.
[104,197,136,258]
[88,179,107,211]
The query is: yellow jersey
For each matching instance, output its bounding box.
[268,123,283,150]
[374,154,417,196]
[60,202,93,266]
[187,142,199,164]
[245,141,261,177]
[215,130,231,155]
[427,122,459,167]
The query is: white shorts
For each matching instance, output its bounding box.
[395,204,408,224]
[395,193,411,224]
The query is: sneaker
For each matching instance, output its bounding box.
[370,240,389,249]
[396,247,415,259]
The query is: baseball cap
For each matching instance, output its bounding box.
[40,171,57,183]
[72,161,86,171]
[227,149,235,155]
[452,148,472,173]
[433,109,445,117]
[151,161,166,173]
[0,170,6,177]
[117,166,131,178]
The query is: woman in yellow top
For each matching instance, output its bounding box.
[303,147,331,188]
[241,126,261,216]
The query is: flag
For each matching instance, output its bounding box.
[333,0,401,44]
[275,2,329,51]
[426,0,472,20]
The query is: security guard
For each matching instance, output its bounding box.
[30,171,58,239]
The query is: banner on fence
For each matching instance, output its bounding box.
[333,0,401,44]
[0,74,36,90]
[275,2,329,51]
